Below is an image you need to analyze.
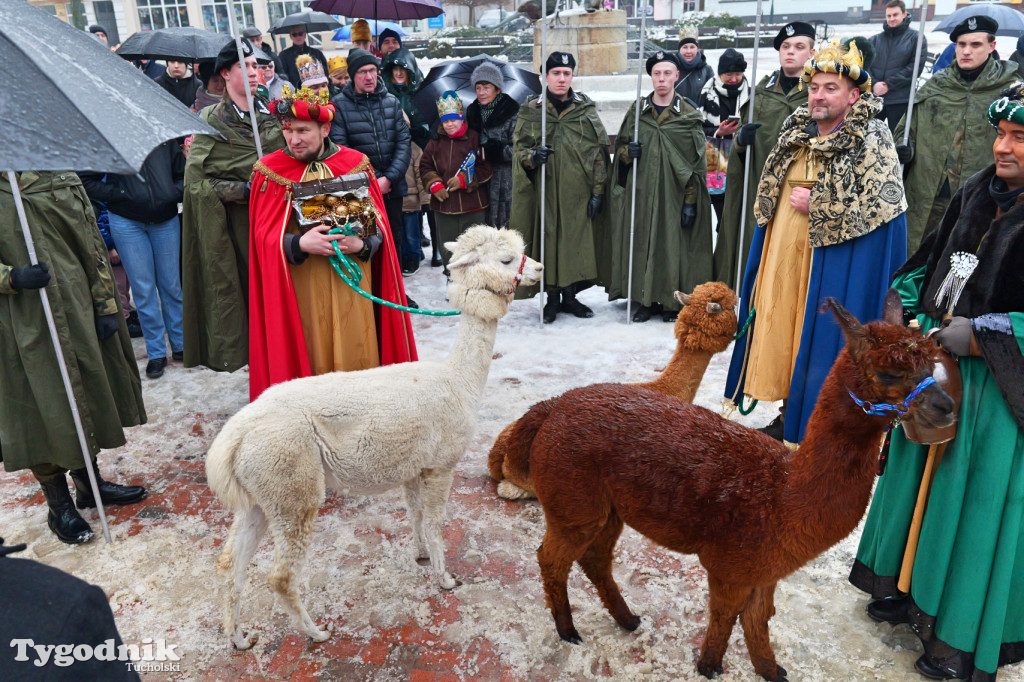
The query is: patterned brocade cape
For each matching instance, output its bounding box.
[754,93,907,248]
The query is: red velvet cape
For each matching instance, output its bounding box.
[248,146,417,401]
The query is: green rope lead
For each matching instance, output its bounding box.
[737,394,758,415]
[326,225,460,317]
[734,305,755,340]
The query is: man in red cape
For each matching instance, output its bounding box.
[248,88,417,401]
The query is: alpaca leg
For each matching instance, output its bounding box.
[576,511,640,631]
[697,579,750,678]
[403,478,429,563]
[740,583,787,682]
[419,468,458,590]
[217,506,268,650]
[266,505,330,642]
[537,520,606,645]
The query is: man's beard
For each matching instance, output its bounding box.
[291,140,324,162]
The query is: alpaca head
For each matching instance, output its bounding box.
[672,282,738,354]
[828,290,957,433]
[445,226,543,320]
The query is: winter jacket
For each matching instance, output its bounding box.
[79,140,185,224]
[674,52,714,105]
[466,93,520,229]
[329,78,412,196]
[868,17,928,105]
[278,44,330,88]
[696,75,750,138]
[404,142,430,212]
[156,73,200,108]
[383,48,431,148]
[420,126,492,215]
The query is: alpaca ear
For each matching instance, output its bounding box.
[674,291,691,306]
[447,249,480,271]
[826,297,870,356]
[881,288,904,326]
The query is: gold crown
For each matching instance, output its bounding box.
[292,85,331,106]
[297,54,328,85]
[800,39,872,89]
[437,90,464,121]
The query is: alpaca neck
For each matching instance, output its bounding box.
[444,312,499,396]
[641,346,714,402]
[777,364,888,570]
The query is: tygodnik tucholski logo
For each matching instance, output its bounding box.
[10,637,182,673]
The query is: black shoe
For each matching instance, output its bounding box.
[560,291,594,319]
[38,477,94,544]
[758,413,785,441]
[662,309,679,322]
[421,233,431,247]
[171,350,183,362]
[402,258,419,275]
[405,297,418,310]
[431,255,443,268]
[543,291,561,324]
[914,654,966,680]
[70,468,147,509]
[632,302,661,323]
[126,311,143,338]
[146,357,167,379]
[867,596,911,625]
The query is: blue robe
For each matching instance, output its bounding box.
[724,215,908,443]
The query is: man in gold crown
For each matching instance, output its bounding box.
[724,40,908,445]
[248,88,417,401]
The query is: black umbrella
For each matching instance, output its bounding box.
[935,3,1024,36]
[413,57,542,127]
[269,10,344,35]
[310,0,443,21]
[116,27,231,62]
[0,1,219,545]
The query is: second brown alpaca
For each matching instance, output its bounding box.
[487,281,738,500]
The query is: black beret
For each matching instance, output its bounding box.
[645,49,679,74]
[545,51,576,72]
[773,22,815,51]
[950,15,998,42]
[214,37,255,75]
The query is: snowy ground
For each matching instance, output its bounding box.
[4,261,1021,681]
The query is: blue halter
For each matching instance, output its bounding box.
[847,376,936,421]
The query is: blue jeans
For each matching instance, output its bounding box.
[107,213,184,359]
[401,211,424,264]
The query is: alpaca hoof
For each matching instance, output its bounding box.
[308,628,331,643]
[761,664,787,682]
[439,575,461,591]
[558,628,583,645]
[231,631,258,650]
[619,613,642,632]
[696,661,724,678]
[497,480,535,500]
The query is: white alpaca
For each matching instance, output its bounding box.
[206,226,541,649]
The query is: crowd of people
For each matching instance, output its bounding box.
[1,5,1023,679]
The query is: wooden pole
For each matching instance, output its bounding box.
[897,442,947,592]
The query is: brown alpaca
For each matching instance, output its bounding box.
[507,292,956,681]
[488,281,738,500]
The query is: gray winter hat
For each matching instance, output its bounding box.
[471,62,505,92]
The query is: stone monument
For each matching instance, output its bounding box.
[532,9,627,77]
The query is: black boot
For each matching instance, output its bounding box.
[560,286,593,318]
[543,290,561,324]
[758,402,786,441]
[70,467,147,509]
[428,210,442,267]
[632,302,661,323]
[39,477,94,544]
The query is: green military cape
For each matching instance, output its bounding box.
[0,172,145,473]
[181,102,284,372]
[510,91,608,297]
[714,71,806,287]
[896,58,1018,252]
[600,94,712,311]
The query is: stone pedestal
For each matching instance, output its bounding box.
[532,9,627,77]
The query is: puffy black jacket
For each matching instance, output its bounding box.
[329,78,411,196]
[868,17,928,105]
[79,140,185,224]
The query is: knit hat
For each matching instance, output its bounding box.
[717,48,747,75]
[351,18,372,43]
[297,54,328,87]
[950,15,998,41]
[545,51,576,72]
[241,26,263,39]
[378,27,403,50]
[346,48,380,78]
[678,28,698,47]
[328,55,347,75]
[645,50,679,74]
[437,90,465,122]
[987,83,1024,129]
[471,62,505,91]
[773,22,815,50]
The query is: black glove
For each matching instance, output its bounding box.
[627,141,642,160]
[680,203,697,228]
[736,122,762,148]
[934,316,975,356]
[9,262,51,290]
[531,144,554,166]
[895,143,914,164]
[244,181,252,200]
[586,194,603,219]
[95,313,120,340]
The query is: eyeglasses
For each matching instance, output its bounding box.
[290,32,305,37]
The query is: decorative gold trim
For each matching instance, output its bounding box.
[252,160,294,189]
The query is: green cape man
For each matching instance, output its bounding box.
[181,97,284,373]
[510,55,608,323]
[895,54,1018,252]
[601,93,711,320]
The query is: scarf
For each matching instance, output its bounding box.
[754,93,907,248]
[479,97,500,125]
[989,175,1024,211]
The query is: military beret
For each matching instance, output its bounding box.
[214,37,255,75]
[545,51,576,72]
[950,15,998,42]
[646,49,679,74]
[773,22,815,51]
